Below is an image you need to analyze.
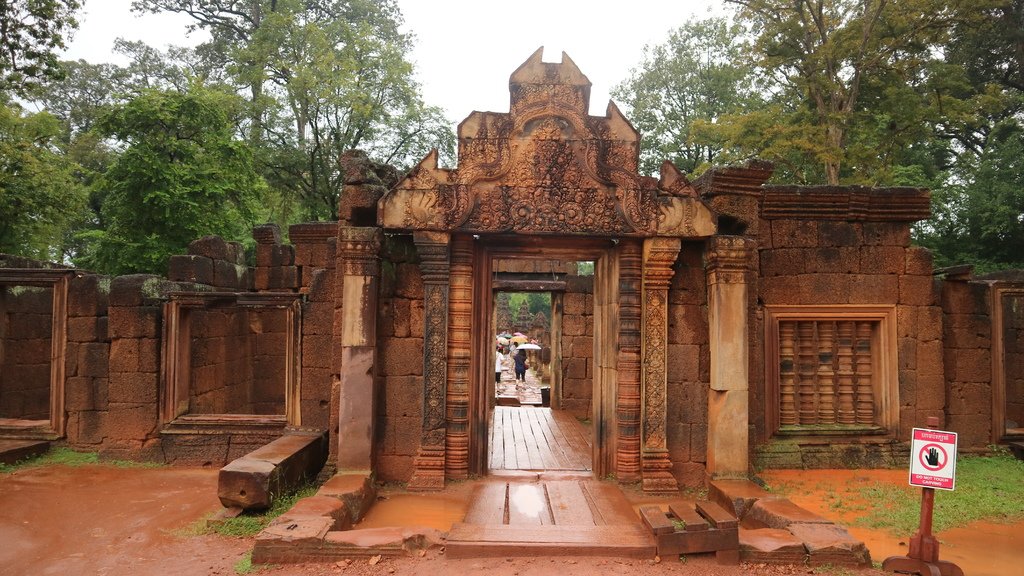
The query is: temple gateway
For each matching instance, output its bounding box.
[0,51,1020,499]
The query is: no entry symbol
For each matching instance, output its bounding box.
[918,443,947,471]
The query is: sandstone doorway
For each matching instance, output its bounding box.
[472,238,617,477]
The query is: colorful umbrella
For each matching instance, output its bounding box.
[510,335,528,343]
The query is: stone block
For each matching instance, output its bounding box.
[788,523,871,566]
[667,344,700,381]
[68,274,110,317]
[899,275,939,306]
[308,268,334,302]
[771,220,818,248]
[759,249,805,277]
[379,337,422,377]
[671,461,706,488]
[846,273,898,304]
[570,336,593,359]
[108,371,158,404]
[863,222,911,246]
[393,263,423,299]
[669,304,705,345]
[390,298,410,338]
[747,498,831,529]
[919,306,943,342]
[951,348,991,382]
[708,478,771,519]
[107,306,160,339]
[409,300,424,338]
[104,402,158,440]
[109,338,139,373]
[376,454,414,483]
[213,259,248,289]
[739,528,807,563]
[707,389,747,477]
[108,274,162,307]
[218,431,329,510]
[272,495,352,531]
[67,315,104,343]
[563,292,587,315]
[760,276,803,306]
[78,342,109,378]
[302,301,333,335]
[188,235,231,260]
[64,376,95,411]
[383,375,422,419]
[905,246,934,275]
[807,247,859,274]
[317,474,377,522]
[818,221,861,247]
[167,255,214,285]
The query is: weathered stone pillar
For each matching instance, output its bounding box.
[616,239,643,482]
[641,237,680,492]
[336,226,382,473]
[705,236,755,479]
[445,234,472,480]
[408,231,450,490]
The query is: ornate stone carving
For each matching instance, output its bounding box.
[337,227,382,277]
[641,237,680,492]
[705,236,756,285]
[378,50,715,239]
[409,231,450,490]
[445,235,473,479]
[616,239,643,482]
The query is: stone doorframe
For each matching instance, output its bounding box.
[397,234,702,491]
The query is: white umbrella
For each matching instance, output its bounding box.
[517,343,541,350]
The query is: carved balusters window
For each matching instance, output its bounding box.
[766,307,898,437]
[776,320,878,427]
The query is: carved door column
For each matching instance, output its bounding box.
[616,239,643,482]
[445,235,473,479]
[641,237,681,492]
[408,231,450,490]
[705,236,755,479]
[336,226,382,472]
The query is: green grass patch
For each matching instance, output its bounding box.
[210,483,320,537]
[853,452,1024,535]
[0,447,163,473]
[233,551,260,574]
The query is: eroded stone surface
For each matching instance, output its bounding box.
[788,522,871,566]
[739,527,807,564]
[748,497,831,528]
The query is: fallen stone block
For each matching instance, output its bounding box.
[739,528,807,564]
[271,495,353,531]
[708,478,772,519]
[317,474,376,523]
[747,497,831,529]
[0,440,49,464]
[218,431,328,510]
[788,522,871,567]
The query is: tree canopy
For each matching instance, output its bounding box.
[0,0,81,97]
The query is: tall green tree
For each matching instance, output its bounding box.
[0,0,81,97]
[612,17,761,175]
[724,0,974,184]
[76,86,267,275]
[0,99,88,260]
[132,0,454,220]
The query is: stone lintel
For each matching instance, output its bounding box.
[761,185,931,222]
[289,222,338,244]
[693,161,775,199]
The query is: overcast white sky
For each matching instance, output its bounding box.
[64,0,720,121]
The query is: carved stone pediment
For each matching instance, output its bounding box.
[379,48,716,239]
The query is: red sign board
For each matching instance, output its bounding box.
[908,428,958,490]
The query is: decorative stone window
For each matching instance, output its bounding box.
[160,292,302,432]
[764,306,898,437]
[993,286,1024,442]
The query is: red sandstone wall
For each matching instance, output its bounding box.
[560,275,593,417]
[371,236,424,482]
[941,279,993,449]
[63,274,111,447]
[0,286,54,420]
[755,219,943,465]
[665,243,711,486]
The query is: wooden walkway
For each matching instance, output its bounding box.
[488,406,591,472]
[446,479,655,558]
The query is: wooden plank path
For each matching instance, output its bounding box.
[488,406,591,471]
[446,479,655,559]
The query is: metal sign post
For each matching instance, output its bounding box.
[882,417,964,576]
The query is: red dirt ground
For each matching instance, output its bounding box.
[0,464,934,576]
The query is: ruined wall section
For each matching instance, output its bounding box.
[665,242,711,487]
[168,235,250,290]
[752,186,937,468]
[291,223,337,432]
[187,307,254,414]
[940,276,993,449]
[561,274,593,417]
[63,274,110,445]
[373,235,423,482]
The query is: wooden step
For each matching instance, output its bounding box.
[445,523,655,558]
